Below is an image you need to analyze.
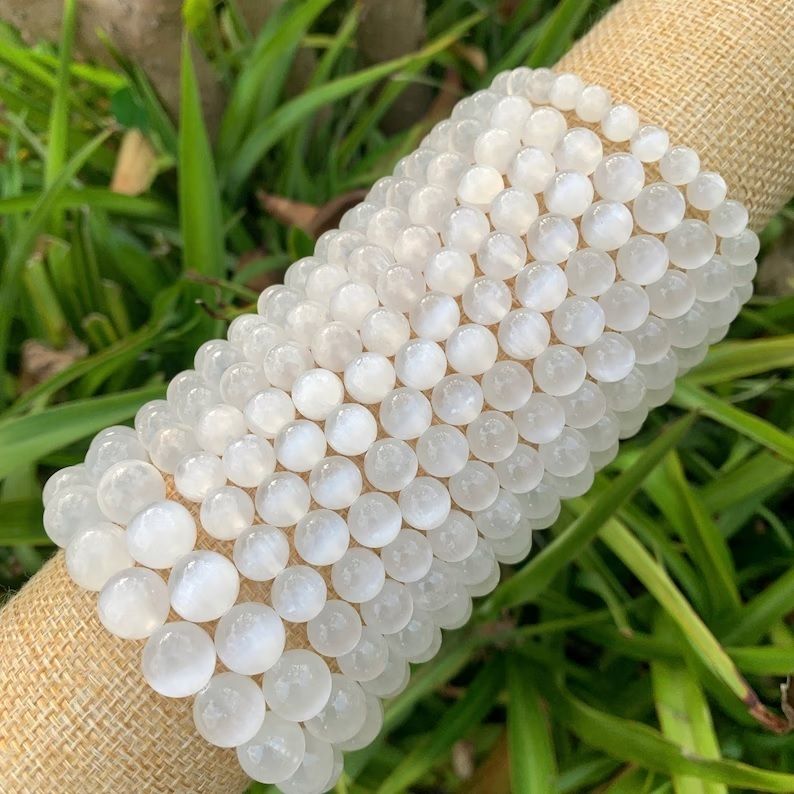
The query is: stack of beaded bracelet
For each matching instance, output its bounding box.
[41,66,757,792]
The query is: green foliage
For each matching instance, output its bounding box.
[0,1,792,791]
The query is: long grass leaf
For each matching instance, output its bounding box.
[526,0,595,67]
[685,336,794,385]
[0,189,174,221]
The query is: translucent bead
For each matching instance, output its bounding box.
[638,349,679,389]
[463,276,512,324]
[632,182,685,235]
[126,500,196,570]
[361,650,410,698]
[193,672,266,748]
[449,461,500,511]
[409,292,460,341]
[491,94,532,136]
[97,568,170,639]
[543,170,594,218]
[66,523,132,591]
[264,342,314,390]
[454,538,497,589]
[623,316,671,364]
[275,420,327,473]
[347,492,402,548]
[599,369,647,411]
[219,363,267,411]
[245,388,295,439]
[457,164,504,208]
[721,228,760,266]
[416,424,470,477]
[599,281,650,331]
[428,151,468,194]
[515,261,568,311]
[477,231,527,279]
[481,361,533,411]
[255,472,311,527]
[135,400,176,448]
[271,566,328,623]
[593,152,644,203]
[709,200,749,238]
[521,109,566,153]
[305,674,367,743]
[42,464,92,507]
[554,127,603,174]
[95,459,165,526]
[581,411,621,452]
[557,381,607,429]
[630,124,669,163]
[305,265,348,302]
[616,402,649,439]
[686,171,727,211]
[387,178,418,212]
[142,621,216,697]
[601,103,639,142]
[291,369,344,422]
[381,528,433,584]
[474,127,518,173]
[338,626,389,682]
[425,248,474,296]
[278,731,338,794]
[431,374,483,425]
[407,559,458,611]
[441,205,491,254]
[615,235,669,286]
[376,265,425,313]
[526,213,578,263]
[85,426,147,482]
[285,301,330,347]
[387,608,436,661]
[283,256,319,291]
[196,404,248,457]
[398,476,451,530]
[310,323,362,373]
[324,403,377,457]
[427,510,478,563]
[380,388,432,440]
[689,256,734,302]
[263,649,332,722]
[242,322,284,365]
[332,548,385,603]
[702,290,741,327]
[552,296,605,347]
[308,600,362,657]
[364,438,418,492]
[533,345,587,397]
[450,117,484,160]
[348,244,393,287]
[660,145,700,185]
[545,461,595,499]
[548,72,583,110]
[466,411,519,464]
[237,713,306,784]
[432,583,474,629]
[167,549,239,622]
[394,339,447,390]
[446,324,498,375]
[584,332,637,382]
[222,434,275,489]
[227,312,267,349]
[575,84,611,122]
[474,489,523,539]
[494,443,545,494]
[199,485,254,541]
[666,302,710,348]
[309,456,362,510]
[294,510,350,567]
[345,353,398,407]
[148,424,199,474]
[214,601,285,675]
[361,307,411,356]
[565,249,616,297]
[646,270,696,318]
[513,392,564,444]
[490,187,539,236]
[259,286,303,325]
[580,200,633,250]
[665,220,716,269]
[43,485,105,547]
[539,427,590,477]
[361,579,413,635]
[521,481,560,520]
[408,185,455,229]
[234,524,290,582]
[368,206,409,249]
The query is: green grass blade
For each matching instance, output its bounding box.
[0,499,48,545]
[684,336,794,385]
[0,188,174,221]
[507,656,557,792]
[482,413,696,614]
[526,0,595,67]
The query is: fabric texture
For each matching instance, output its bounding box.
[1,1,792,791]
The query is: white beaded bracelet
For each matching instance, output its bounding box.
[42,65,758,791]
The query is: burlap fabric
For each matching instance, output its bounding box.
[1,1,792,792]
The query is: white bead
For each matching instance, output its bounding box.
[307,600,363,657]
[364,438,418,492]
[393,225,441,271]
[361,650,410,698]
[85,426,147,481]
[394,339,447,390]
[457,164,504,208]
[533,345,587,397]
[97,567,170,639]
[474,489,523,539]
[311,323,362,373]
[466,411,519,463]
[408,185,455,229]
[223,434,276,488]
[306,674,367,743]
[660,145,700,185]
[294,509,349,566]
[387,608,436,661]
[348,244,393,287]
[490,94,532,136]
[427,510,478,563]
[494,443,545,494]
[347,492,402,548]
[543,170,594,217]
[599,281,650,331]
[630,124,669,162]
[539,427,590,476]
[127,500,196,568]
[581,411,621,452]
[168,372,216,426]
[275,420,327,472]
[515,261,568,312]
[575,84,611,122]
[431,374,483,425]
[477,231,527,279]
[686,171,727,211]
[633,182,685,234]
[309,456,362,510]
[94,459,165,526]
[283,257,319,291]
[407,559,458,611]
[599,369,647,411]
[259,286,303,325]
[196,340,244,385]
[285,301,329,346]
[514,393,565,444]
[416,424,470,477]
[324,403,377,457]
[168,550,239,622]
[557,380,606,428]
[42,465,93,508]
[338,695,382,753]
[337,626,388,682]
[237,713,306,785]
[368,207,409,249]
[292,369,344,421]
[554,127,603,174]
[448,461,500,511]
[638,349,679,389]
[427,151,468,194]
[584,332,637,382]
[490,187,539,236]
[381,528,434,583]
[399,476,451,530]
[215,602,285,675]
[264,342,314,390]
[552,296,606,346]
[149,424,199,474]
[425,248,475,296]
[474,127,518,172]
[271,566,328,623]
[376,264,425,313]
[709,200,749,238]
[665,220,716,269]
[196,404,248,456]
[380,388,432,440]
[593,152,644,202]
[344,353,397,407]
[623,316,671,364]
[234,525,289,581]
[200,485,255,540]
[245,388,295,439]
[580,200,633,250]
[731,259,757,288]
[242,321,284,365]
[521,109,566,153]
[256,472,311,527]
[135,401,176,448]
[446,324,498,375]
[481,361,533,412]
[690,256,734,301]
[441,205,490,253]
[646,269,696,318]
[263,649,332,722]
[601,103,639,142]
[616,235,669,285]
[142,621,216,697]
[526,213,578,263]
[548,72,583,110]
[361,306,411,356]
[462,276,512,324]
[43,485,105,547]
[565,249,616,297]
[193,672,266,748]
[721,229,760,266]
[332,548,385,603]
[409,292,460,341]
[305,265,348,302]
[66,523,133,591]
[666,302,710,348]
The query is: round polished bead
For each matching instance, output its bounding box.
[521,482,561,520]
[364,439,418,492]
[552,296,605,347]
[245,388,295,439]
[666,302,710,348]
[709,200,749,238]
[255,472,311,527]
[127,500,196,569]
[508,146,556,192]
[309,456,362,510]
[305,265,347,302]
[347,492,402,548]
[416,424,470,478]
[689,256,734,301]
[97,459,165,525]
[453,537,497,587]
[539,427,590,477]
[168,550,239,622]
[337,694,384,753]
[431,374,483,425]
[514,392,565,444]
[474,489,524,539]
[593,152,644,202]
[581,411,621,452]
[44,485,106,547]
[521,108,566,153]
[601,103,639,141]
[237,713,306,785]
[557,381,607,429]
[721,229,760,266]
[242,321,284,366]
[285,301,329,346]
[599,281,650,331]
[193,672,266,748]
[514,261,568,312]
[580,200,633,250]
[408,184,454,229]
[428,510,478,563]
[665,220,716,269]
[215,602,285,675]
[660,145,700,185]
[554,127,603,174]
[344,352,396,406]
[275,420,327,473]
[407,559,458,611]
[168,372,216,427]
[633,182,686,234]
[361,650,410,698]
[271,566,328,623]
[220,362,268,410]
[393,225,441,271]
[630,124,669,162]
[380,388,432,440]
[646,270,696,318]
[686,171,727,211]
[376,265,425,313]
[66,523,133,591]
[149,424,199,474]
[142,621,216,698]
[477,231,527,280]
[584,332,637,382]
[381,528,434,584]
[494,444,545,494]
[544,170,594,217]
[548,72,583,110]
[196,404,248,456]
[264,342,314,390]
[446,324,498,375]
[311,323,362,373]
[457,164,504,208]
[575,84,611,122]
[565,249,616,297]
[533,345,587,397]
[526,214,578,263]
[307,600,363,657]
[361,579,413,635]
[223,434,275,488]
[441,205,491,253]
[638,349,679,389]
[85,426,147,481]
[466,411,519,463]
[97,567,170,639]
[305,674,367,743]
[348,244,393,287]
[490,94,532,136]
[394,339,447,390]
[263,649,333,722]
[200,486,254,541]
[324,403,377,457]
[398,477,451,530]
[291,369,344,422]
[616,235,669,285]
[474,127,518,173]
[135,400,177,448]
[337,626,389,682]
[482,361,533,411]
[490,188,539,236]
[367,207,408,249]
[448,461,500,511]
[387,608,436,661]
[409,292,460,341]
[227,312,268,347]
[599,369,647,411]
[295,510,350,566]
[42,464,92,507]
[259,286,303,325]
[623,316,671,364]
[731,259,757,288]
[332,548,386,603]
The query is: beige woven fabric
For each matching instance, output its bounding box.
[1,1,793,792]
